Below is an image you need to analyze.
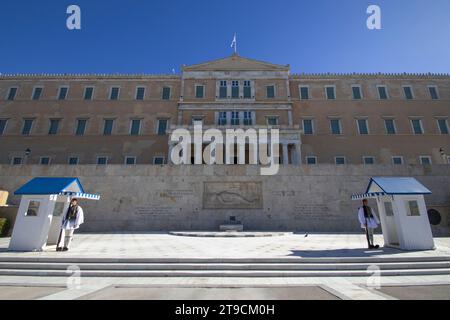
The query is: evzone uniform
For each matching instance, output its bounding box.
[57,203,84,251]
[358,205,380,249]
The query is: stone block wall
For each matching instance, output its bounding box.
[0,165,448,235]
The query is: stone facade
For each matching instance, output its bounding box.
[0,54,449,166]
[0,165,448,235]
[0,54,449,234]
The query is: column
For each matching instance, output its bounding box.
[294,143,302,165]
[288,110,293,127]
[177,111,183,125]
[282,143,289,165]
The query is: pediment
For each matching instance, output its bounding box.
[183,54,289,72]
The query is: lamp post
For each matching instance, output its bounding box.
[24,148,31,165]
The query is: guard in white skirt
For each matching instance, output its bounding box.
[358,199,380,249]
[57,198,84,252]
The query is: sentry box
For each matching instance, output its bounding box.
[9,177,100,252]
[352,177,435,251]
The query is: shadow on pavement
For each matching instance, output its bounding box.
[288,247,405,258]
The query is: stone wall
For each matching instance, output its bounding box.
[0,165,448,235]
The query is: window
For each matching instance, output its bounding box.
[109,87,120,100]
[357,119,369,135]
[330,119,342,135]
[392,156,403,165]
[84,87,94,100]
[267,117,278,126]
[25,201,40,217]
[300,86,309,100]
[103,119,114,135]
[218,112,227,125]
[302,119,314,135]
[58,87,69,100]
[39,157,50,165]
[377,86,388,100]
[306,156,317,165]
[352,85,362,100]
[266,85,275,99]
[231,111,240,125]
[243,111,253,126]
[125,156,136,165]
[68,157,79,165]
[130,119,141,136]
[406,200,420,216]
[363,156,375,165]
[243,81,251,99]
[6,87,18,101]
[22,119,34,135]
[136,87,146,100]
[325,86,336,100]
[48,119,60,135]
[384,202,394,217]
[96,157,108,165]
[162,87,171,100]
[231,81,239,98]
[153,157,165,165]
[75,119,87,136]
[384,119,397,135]
[437,119,449,134]
[157,119,168,135]
[32,87,43,100]
[219,81,227,98]
[195,85,204,98]
[411,119,424,134]
[335,156,346,165]
[0,119,8,135]
[420,156,432,165]
[403,86,414,100]
[52,202,65,217]
[12,157,23,165]
[428,86,439,100]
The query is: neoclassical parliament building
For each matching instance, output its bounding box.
[0,54,449,167]
[1,54,450,232]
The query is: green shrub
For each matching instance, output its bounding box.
[0,218,10,237]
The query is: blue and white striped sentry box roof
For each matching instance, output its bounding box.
[351,177,432,200]
[14,177,100,200]
[59,192,101,200]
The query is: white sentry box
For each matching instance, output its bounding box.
[8,177,100,252]
[352,177,435,251]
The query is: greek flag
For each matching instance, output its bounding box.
[230,33,237,53]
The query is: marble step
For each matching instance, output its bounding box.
[1,261,450,271]
[1,256,450,264]
[1,268,450,277]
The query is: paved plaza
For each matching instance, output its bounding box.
[0,233,450,300]
[1,232,450,259]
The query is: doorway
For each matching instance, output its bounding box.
[382,200,399,247]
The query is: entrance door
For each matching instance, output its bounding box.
[382,201,399,246]
[46,201,66,245]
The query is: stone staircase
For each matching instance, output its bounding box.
[1,256,450,277]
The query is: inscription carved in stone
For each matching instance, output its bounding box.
[159,190,194,202]
[294,204,333,218]
[203,182,263,209]
[135,206,175,216]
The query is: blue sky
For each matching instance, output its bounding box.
[0,0,449,74]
